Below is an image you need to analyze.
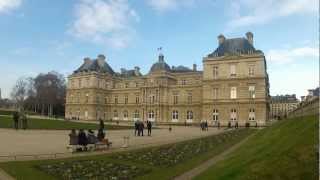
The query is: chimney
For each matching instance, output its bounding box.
[193,64,197,71]
[158,53,164,62]
[97,54,106,67]
[134,66,140,76]
[84,57,91,64]
[120,68,126,74]
[218,34,225,45]
[246,32,253,45]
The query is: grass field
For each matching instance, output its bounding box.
[194,115,319,180]
[0,115,131,130]
[0,129,254,180]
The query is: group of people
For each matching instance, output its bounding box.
[69,119,107,151]
[134,120,152,136]
[69,128,106,150]
[12,111,28,130]
[200,121,209,131]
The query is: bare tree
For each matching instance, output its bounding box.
[10,77,29,111]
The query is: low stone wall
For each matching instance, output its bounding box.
[288,97,319,118]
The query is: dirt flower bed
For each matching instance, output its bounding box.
[37,160,151,180]
[114,129,251,167]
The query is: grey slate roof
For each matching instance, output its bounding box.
[74,59,115,75]
[149,54,171,73]
[171,65,193,72]
[208,38,258,57]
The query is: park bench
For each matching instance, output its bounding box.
[66,139,112,153]
[95,139,112,151]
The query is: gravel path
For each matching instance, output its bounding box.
[0,126,225,162]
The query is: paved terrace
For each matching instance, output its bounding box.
[0,126,226,162]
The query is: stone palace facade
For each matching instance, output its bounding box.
[65,32,270,126]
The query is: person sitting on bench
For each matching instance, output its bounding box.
[69,129,78,145]
[87,129,98,144]
[78,129,88,150]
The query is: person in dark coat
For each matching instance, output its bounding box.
[69,129,78,145]
[78,129,88,148]
[87,129,98,144]
[134,121,139,136]
[97,128,105,142]
[147,121,152,136]
[140,121,144,136]
[99,119,105,130]
[13,111,19,130]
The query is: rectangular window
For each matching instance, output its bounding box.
[213,88,218,99]
[213,66,218,79]
[77,92,81,103]
[249,108,255,121]
[230,64,236,77]
[125,95,128,104]
[114,96,118,104]
[249,85,255,98]
[182,79,186,85]
[187,92,192,104]
[135,96,139,104]
[79,79,82,88]
[249,65,255,76]
[85,93,89,103]
[230,87,237,99]
[173,95,178,104]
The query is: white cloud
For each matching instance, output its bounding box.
[69,0,139,48]
[266,46,318,64]
[0,0,22,13]
[227,0,318,30]
[147,0,195,13]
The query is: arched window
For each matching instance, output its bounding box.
[187,111,193,120]
[172,110,179,120]
[213,109,219,121]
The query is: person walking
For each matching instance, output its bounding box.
[205,121,208,131]
[134,121,139,136]
[13,111,19,130]
[140,121,145,136]
[147,120,152,136]
[21,113,28,130]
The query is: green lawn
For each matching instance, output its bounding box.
[0,129,254,180]
[194,115,319,180]
[0,115,131,130]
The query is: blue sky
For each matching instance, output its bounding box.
[0,0,318,99]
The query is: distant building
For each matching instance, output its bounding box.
[270,94,299,119]
[0,88,2,100]
[65,32,270,126]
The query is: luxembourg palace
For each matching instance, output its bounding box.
[65,32,270,126]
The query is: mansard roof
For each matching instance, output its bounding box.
[208,33,263,57]
[74,55,115,75]
[171,65,193,73]
[208,38,257,57]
